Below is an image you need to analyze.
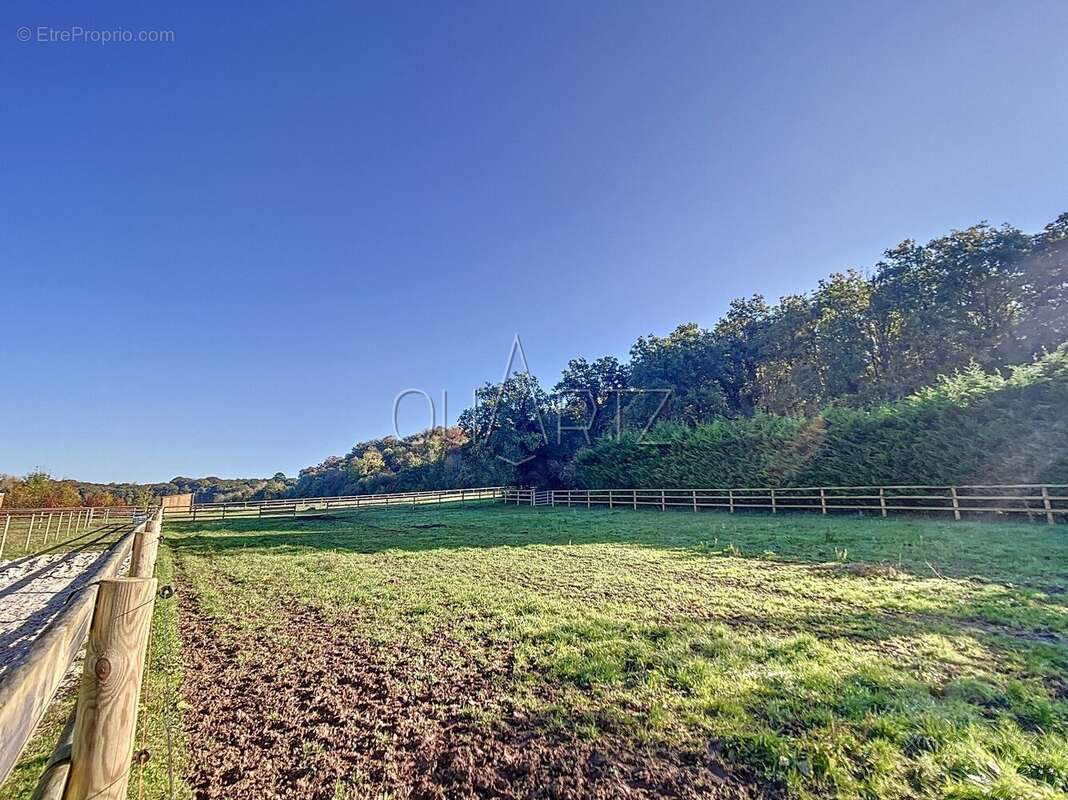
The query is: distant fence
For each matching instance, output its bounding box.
[0,506,152,561]
[0,508,164,798]
[165,486,509,521]
[502,485,1068,524]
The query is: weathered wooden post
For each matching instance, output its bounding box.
[879,488,887,518]
[63,577,157,800]
[692,490,697,513]
[130,516,161,580]
[1038,482,1055,527]
[661,490,666,511]
[820,488,827,515]
[25,513,37,550]
[950,487,961,521]
[728,490,735,513]
[770,489,777,514]
[632,490,637,510]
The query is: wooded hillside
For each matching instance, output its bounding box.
[295,213,1067,492]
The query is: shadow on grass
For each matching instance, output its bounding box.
[164,504,1068,587]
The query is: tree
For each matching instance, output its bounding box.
[5,471,82,508]
[459,373,551,471]
[553,356,631,442]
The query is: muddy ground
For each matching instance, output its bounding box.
[178,592,754,799]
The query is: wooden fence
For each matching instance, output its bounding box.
[0,508,165,799]
[502,485,1068,524]
[165,486,509,521]
[0,507,152,562]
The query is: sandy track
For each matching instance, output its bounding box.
[0,546,123,676]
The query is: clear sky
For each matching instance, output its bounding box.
[2,0,1066,483]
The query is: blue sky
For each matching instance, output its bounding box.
[2,0,1066,483]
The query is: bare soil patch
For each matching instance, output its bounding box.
[177,592,753,800]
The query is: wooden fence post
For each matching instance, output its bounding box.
[692,490,697,513]
[728,490,735,513]
[770,489,777,514]
[586,491,591,509]
[879,488,887,518]
[609,491,614,509]
[129,526,159,579]
[131,508,162,576]
[632,490,637,510]
[661,490,666,511]
[64,577,157,800]
[25,514,36,550]
[820,488,827,515]
[0,515,10,560]
[950,487,961,521]
[1042,486,1055,526]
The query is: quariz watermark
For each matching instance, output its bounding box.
[392,335,673,466]
[17,26,175,44]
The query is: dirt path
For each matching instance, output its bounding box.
[177,590,754,800]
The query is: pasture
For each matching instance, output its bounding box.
[156,504,1067,799]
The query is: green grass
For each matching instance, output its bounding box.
[0,545,190,800]
[168,505,1068,799]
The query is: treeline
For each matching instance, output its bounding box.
[0,472,297,509]
[291,427,499,497]
[297,213,1067,493]
[571,345,1068,488]
[9,214,1062,502]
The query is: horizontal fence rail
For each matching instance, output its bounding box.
[166,486,509,521]
[502,485,1068,524]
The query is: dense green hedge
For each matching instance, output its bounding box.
[570,345,1068,488]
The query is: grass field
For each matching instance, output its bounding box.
[158,504,1068,799]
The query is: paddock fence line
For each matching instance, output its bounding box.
[0,507,165,799]
[501,485,1068,524]
[165,486,510,521]
[0,506,152,562]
